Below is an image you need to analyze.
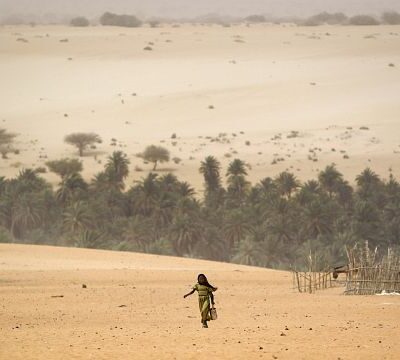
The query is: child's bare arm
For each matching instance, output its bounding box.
[183,289,195,298]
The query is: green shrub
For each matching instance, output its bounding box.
[349,15,380,25]
[244,15,267,23]
[382,11,400,25]
[303,12,348,26]
[100,12,142,28]
[70,17,90,27]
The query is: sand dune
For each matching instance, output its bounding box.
[0,244,399,359]
[0,24,399,189]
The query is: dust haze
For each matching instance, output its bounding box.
[1,0,400,21]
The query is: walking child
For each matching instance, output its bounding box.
[184,274,217,328]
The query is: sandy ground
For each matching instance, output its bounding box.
[0,24,399,191]
[0,244,399,359]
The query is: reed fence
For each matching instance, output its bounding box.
[291,251,336,293]
[344,242,400,295]
[291,241,400,295]
[292,269,333,293]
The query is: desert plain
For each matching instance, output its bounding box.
[0,24,399,189]
[0,244,400,360]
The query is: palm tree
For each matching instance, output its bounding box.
[123,215,157,251]
[0,176,8,196]
[90,171,111,193]
[16,168,49,193]
[224,209,252,248]
[63,201,92,234]
[129,173,159,216]
[383,198,400,246]
[296,180,320,206]
[318,165,343,198]
[352,199,381,241]
[302,180,320,193]
[56,173,88,205]
[0,172,51,240]
[151,192,175,230]
[74,229,103,249]
[231,236,265,266]
[169,214,202,256]
[258,177,277,195]
[10,193,44,239]
[385,174,400,199]
[105,151,130,190]
[301,199,333,239]
[226,159,248,177]
[158,173,179,192]
[177,181,195,198]
[199,156,222,191]
[335,179,354,209]
[226,159,250,206]
[261,235,290,268]
[226,175,250,205]
[355,167,384,201]
[199,156,223,207]
[275,171,300,199]
[193,224,228,261]
[356,168,381,189]
[174,197,200,218]
[264,198,296,243]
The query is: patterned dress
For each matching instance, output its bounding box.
[192,283,215,322]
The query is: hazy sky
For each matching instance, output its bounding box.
[1,0,399,19]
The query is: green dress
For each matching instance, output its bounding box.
[192,283,214,323]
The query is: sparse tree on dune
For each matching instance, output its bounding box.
[64,132,102,157]
[0,128,17,159]
[139,145,170,171]
[46,158,83,179]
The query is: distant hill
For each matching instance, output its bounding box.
[1,0,399,21]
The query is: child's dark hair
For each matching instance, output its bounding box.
[198,274,216,290]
